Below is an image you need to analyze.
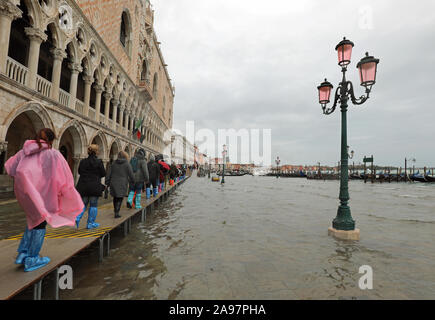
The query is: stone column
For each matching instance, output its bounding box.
[103,92,112,125]
[24,27,47,89]
[129,114,134,133]
[83,74,93,116]
[119,107,125,133]
[0,2,21,74]
[0,141,8,174]
[112,99,119,129]
[72,156,82,185]
[50,48,67,101]
[94,84,104,123]
[68,63,82,109]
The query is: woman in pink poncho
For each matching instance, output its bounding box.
[4,128,84,272]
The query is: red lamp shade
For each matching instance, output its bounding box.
[356,52,380,88]
[335,37,354,67]
[317,79,333,104]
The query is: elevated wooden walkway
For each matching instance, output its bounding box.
[0,177,189,300]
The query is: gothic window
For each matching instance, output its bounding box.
[141,61,147,81]
[120,14,127,47]
[152,72,158,97]
[120,11,132,54]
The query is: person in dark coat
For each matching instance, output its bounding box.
[127,148,149,209]
[146,154,160,198]
[75,144,106,229]
[105,151,134,218]
[169,162,177,185]
[155,154,169,191]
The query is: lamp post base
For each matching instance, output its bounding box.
[328,227,360,241]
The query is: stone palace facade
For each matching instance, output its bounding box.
[0,0,175,193]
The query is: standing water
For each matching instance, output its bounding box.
[58,175,435,299]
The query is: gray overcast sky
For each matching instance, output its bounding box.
[152,0,435,167]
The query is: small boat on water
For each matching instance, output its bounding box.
[410,171,427,182]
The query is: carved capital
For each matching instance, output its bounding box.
[0,1,22,20]
[103,92,112,100]
[24,27,47,43]
[83,74,94,84]
[94,84,104,93]
[0,141,8,153]
[68,62,83,74]
[50,47,67,61]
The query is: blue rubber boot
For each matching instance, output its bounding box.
[75,206,86,229]
[135,193,142,209]
[127,191,135,209]
[86,207,100,229]
[23,229,50,272]
[15,227,32,264]
[146,188,151,199]
[153,187,158,196]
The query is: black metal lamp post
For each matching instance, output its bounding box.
[317,37,380,232]
[221,144,227,184]
[275,156,281,178]
[404,157,415,181]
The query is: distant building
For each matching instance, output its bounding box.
[170,133,194,165]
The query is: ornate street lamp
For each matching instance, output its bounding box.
[221,144,227,184]
[347,146,354,159]
[275,156,281,178]
[317,37,380,239]
[404,157,416,181]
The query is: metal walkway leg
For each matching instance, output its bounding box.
[99,233,110,262]
[33,279,42,300]
[54,268,59,300]
[141,208,147,223]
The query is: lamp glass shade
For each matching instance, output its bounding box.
[337,44,353,66]
[318,86,331,104]
[317,79,333,104]
[358,62,377,86]
[357,53,380,87]
[335,38,354,66]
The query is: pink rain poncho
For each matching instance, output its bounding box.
[4,140,84,229]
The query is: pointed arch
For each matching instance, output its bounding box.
[55,119,87,156]
[89,130,108,160]
[1,101,54,141]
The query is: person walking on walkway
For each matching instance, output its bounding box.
[146,154,160,198]
[4,128,83,272]
[105,151,134,218]
[127,148,149,209]
[169,162,177,185]
[156,154,170,191]
[75,144,106,229]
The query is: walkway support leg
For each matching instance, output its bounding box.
[33,279,42,300]
[54,268,59,300]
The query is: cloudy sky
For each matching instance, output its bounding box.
[152,0,435,167]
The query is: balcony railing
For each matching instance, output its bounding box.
[75,99,84,114]
[5,57,28,86]
[138,79,153,101]
[36,75,52,98]
[88,107,96,121]
[59,89,70,107]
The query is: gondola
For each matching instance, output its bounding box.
[410,173,427,182]
[424,175,435,182]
